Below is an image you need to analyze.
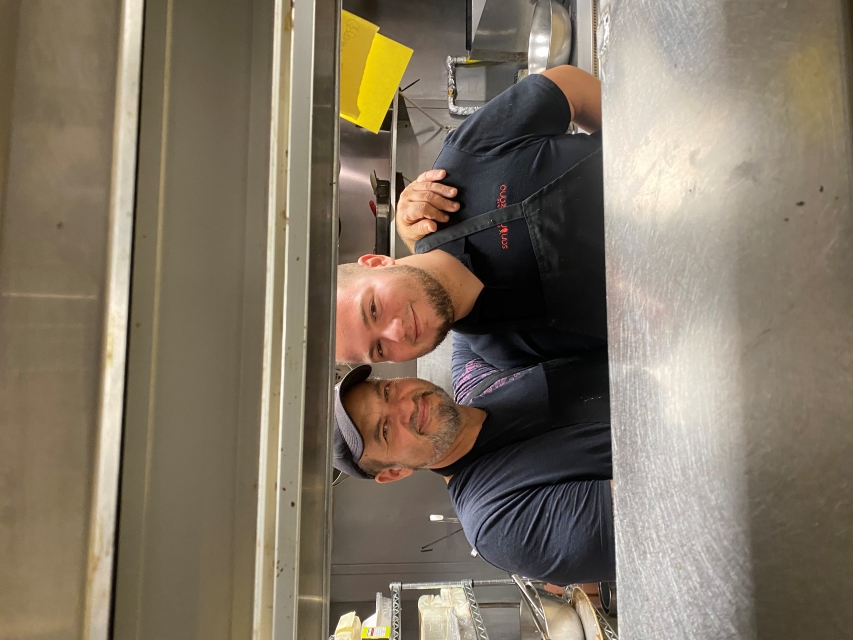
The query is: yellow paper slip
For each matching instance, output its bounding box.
[340,10,413,133]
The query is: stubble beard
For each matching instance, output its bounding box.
[407,387,462,468]
[394,265,455,351]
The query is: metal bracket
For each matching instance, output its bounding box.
[389,582,402,640]
[461,579,491,640]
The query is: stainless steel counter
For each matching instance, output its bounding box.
[601,0,853,638]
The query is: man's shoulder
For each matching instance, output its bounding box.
[450,422,611,501]
[440,75,572,157]
[449,433,548,504]
[446,448,513,539]
[447,440,557,560]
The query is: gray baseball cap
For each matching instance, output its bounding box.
[334,365,373,479]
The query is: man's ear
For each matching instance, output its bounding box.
[374,467,414,483]
[358,254,396,269]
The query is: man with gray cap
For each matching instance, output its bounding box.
[333,335,615,585]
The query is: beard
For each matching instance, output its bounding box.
[407,386,462,467]
[392,264,455,351]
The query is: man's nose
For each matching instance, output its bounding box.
[380,316,405,342]
[393,394,417,431]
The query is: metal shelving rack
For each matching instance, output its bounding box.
[387,578,617,640]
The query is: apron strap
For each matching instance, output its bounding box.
[414,158,583,255]
[414,201,526,254]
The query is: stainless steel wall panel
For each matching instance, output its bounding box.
[339,122,392,264]
[84,0,144,637]
[271,0,339,637]
[602,0,853,638]
[112,0,272,638]
[0,1,141,638]
[0,2,18,226]
[296,0,340,631]
[229,0,277,635]
[469,0,536,61]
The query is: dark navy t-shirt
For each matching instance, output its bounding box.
[432,74,605,368]
[449,429,615,584]
[434,334,614,584]
[439,333,610,476]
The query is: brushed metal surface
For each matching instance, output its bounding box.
[251,1,291,637]
[470,0,537,60]
[83,0,144,637]
[602,1,853,638]
[527,0,572,74]
[112,0,275,638]
[574,0,597,77]
[390,90,400,258]
[0,1,136,638]
[339,121,392,264]
[272,0,339,637]
[295,0,340,632]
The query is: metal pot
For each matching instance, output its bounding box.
[514,576,585,640]
[527,0,573,74]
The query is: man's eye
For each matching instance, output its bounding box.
[377,341,384,359]
[383,384,390,400]
[370,300,377,319]
[382,424,388,441]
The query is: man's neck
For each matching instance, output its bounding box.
[426,405,486,470]
[397,250,483,321]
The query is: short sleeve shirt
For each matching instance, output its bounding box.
[449,431,615,584]
[430,336,614,583]
[437,334,611,477]
[430,74,605,368]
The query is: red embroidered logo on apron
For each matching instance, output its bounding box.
[496,184,507,208]
[496,184,509,249]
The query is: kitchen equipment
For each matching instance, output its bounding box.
[430,515,461,523]
[598,582,616,616]
[569,587,606,640]
[420,528,465,553]
[418,588,476,640]
[527,0,572,74]
[370,170,391,256]
[468,0,537,62]
[446,56,492,116]
[514,576,584,640]
[384,578,617,640]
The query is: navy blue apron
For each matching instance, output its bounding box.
[414,149,607,340]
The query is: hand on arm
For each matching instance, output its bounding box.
[540,65,602,133]
[395,170,459,252]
